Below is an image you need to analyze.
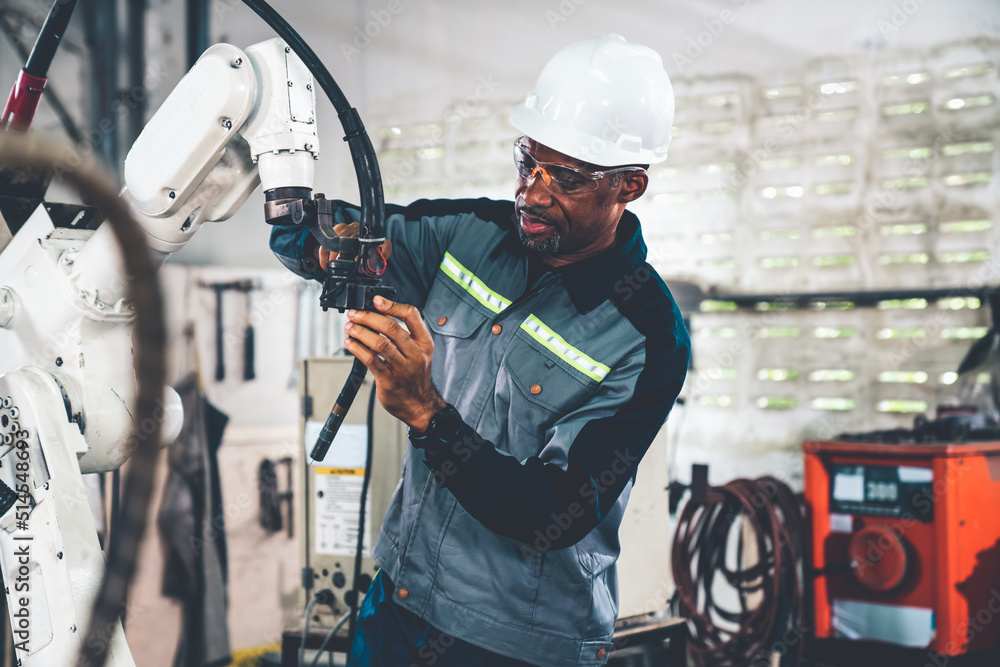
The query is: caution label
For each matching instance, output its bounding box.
[314,467,372,556]
[306,421,372,556]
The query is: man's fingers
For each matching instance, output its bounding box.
[344,336,390,375]
[347,309,411,351]
[333,221,361,237]
[318,247,335,271]
[372,296,432,346]
[344,322,405,366]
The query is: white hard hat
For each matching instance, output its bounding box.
[510,33,674,167]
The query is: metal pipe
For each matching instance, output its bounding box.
[83,0,119,169]
[186,0,210,69]
[125,0,146,147]
[708,286,1000,309]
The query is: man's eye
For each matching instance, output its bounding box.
[552,169,587,189]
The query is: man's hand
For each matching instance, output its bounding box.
[315,222,392,271]
[344,296,447,432]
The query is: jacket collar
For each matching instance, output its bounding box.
[555,210,649,314]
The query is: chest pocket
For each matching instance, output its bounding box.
[424,279,492,404]
[497,331,602,462]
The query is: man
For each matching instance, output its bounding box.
[271,33,690,667]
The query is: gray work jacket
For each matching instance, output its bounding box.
[270,198,690,666]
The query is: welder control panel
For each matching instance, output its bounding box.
[829,464,935,522]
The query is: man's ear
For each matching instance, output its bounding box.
[618,171,649,203]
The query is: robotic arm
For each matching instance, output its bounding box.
[0,30,388,666]
[72,38,316,309]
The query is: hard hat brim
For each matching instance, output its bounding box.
[510,103,668,168]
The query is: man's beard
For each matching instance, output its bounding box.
[517,226,561,255]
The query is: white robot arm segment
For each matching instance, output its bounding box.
[70,38,318,317]
[0,36,321,667]
[123,43,257,219]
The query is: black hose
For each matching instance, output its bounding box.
[239,0,386,242]
[240,0,389,462]
[23,0,78,78]
[310,358,367,462]
[0,134,168,667]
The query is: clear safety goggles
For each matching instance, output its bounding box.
[513,138,644,195]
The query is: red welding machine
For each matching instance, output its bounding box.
[804,439,1000,656]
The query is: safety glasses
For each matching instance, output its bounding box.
[513,138,643,195]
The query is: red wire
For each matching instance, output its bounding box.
[364,245,388,276]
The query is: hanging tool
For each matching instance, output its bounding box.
[238,281,257,381]
[203,281,229,382]
[258,457,294,538]
[199,279,258,382]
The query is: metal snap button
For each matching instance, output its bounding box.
[437,316,448,326]
[491,324,502,335]
[530,384,542,395]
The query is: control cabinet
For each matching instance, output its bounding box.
[296,357,407,623]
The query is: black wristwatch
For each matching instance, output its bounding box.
[408,405,463,450]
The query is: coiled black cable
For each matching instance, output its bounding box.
[671,476,806,667]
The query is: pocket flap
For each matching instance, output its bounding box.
[578,639,614,665]
[504,338,599,413]
[424,280,490,338]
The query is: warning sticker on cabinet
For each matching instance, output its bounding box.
[305,421,371,556]
[313,467,372,556]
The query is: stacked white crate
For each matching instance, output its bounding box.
[684,40,998,467]
[640,76,753,288]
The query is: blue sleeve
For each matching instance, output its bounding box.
[268,197,511,308]
[269,224,326,281]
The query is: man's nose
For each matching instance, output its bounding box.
[522,169,553,207]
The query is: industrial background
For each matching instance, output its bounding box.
[2,0,1000,666]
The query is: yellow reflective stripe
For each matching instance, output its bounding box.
[440,252,511,314]
[520,315,611,382]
